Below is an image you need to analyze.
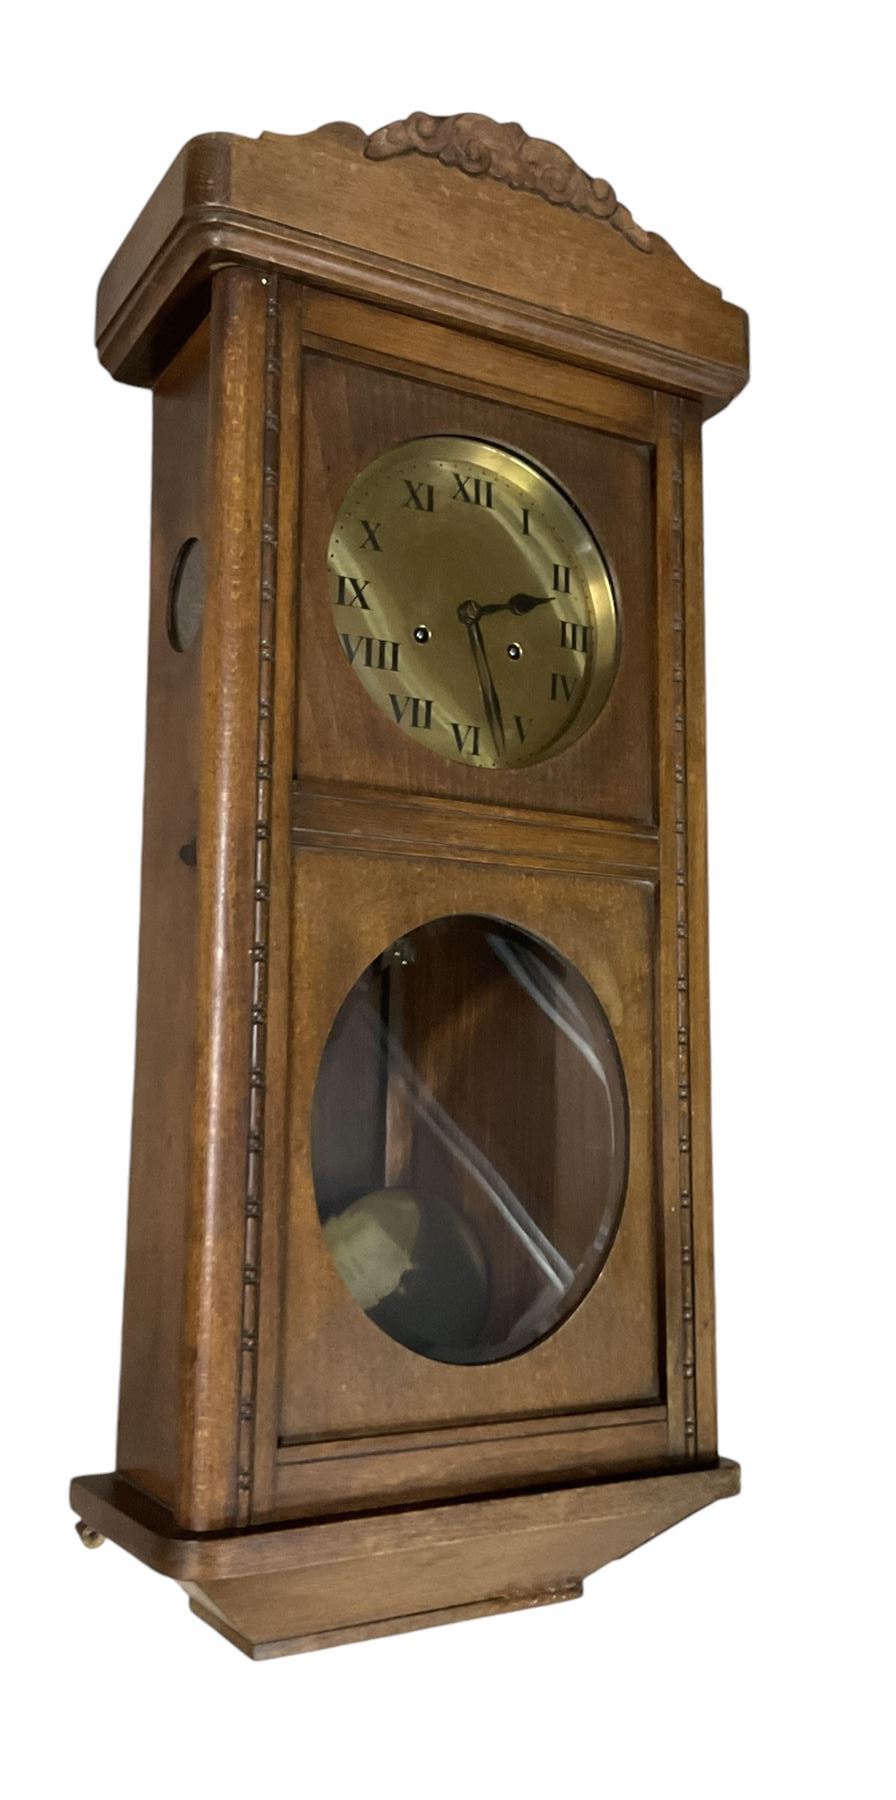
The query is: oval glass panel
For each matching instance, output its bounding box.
[311,915,628,1365]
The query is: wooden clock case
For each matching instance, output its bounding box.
[70,115,748,1658]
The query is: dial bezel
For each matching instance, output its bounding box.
[327,435,620,770]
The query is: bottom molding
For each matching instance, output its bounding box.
[187,1580,584,1660]
[70,1459,739,1659]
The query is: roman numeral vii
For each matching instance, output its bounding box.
[389,694,433,730]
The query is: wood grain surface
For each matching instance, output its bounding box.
[93,122,748,412]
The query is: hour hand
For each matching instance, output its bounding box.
[508,591,553,615]
[473,592,552,619]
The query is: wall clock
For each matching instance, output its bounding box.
[70,112,749,1658]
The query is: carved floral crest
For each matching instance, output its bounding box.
[365,112,651,252]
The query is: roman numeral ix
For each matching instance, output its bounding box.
[335,574,371,609]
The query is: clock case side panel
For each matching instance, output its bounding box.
[115,319,209,1506]
[177,268,300,1533]
[655,393,718,1464]
[113,269,301,1533]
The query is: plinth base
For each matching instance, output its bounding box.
[187,1580,584,1659]
[71,1459,739,1659]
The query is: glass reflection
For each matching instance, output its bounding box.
[311,916,628,1364]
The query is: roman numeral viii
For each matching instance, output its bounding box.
[389,694,433,730]
[340,634,400,671]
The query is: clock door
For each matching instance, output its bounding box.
[250,293,684,1526]
[272,848,661,1519]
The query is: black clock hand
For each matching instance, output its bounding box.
[458,600,506,757]
[475,592,553,619]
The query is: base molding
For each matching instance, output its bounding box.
[71,1459,739,1659]
[187,1580,584,1660]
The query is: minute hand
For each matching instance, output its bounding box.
[458,600,506,757]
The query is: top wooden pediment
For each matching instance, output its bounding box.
[97,114,748,413]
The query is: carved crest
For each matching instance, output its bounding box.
[365,112,651,252]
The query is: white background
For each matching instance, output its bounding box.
[3,5,893,1795]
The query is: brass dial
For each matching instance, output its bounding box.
[327,436,619,769]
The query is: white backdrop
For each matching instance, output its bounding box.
[3,6,892,1795]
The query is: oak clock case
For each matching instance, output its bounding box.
[70,115,748,1660]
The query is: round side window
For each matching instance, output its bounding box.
[167,538,205,652]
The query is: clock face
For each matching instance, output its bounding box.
[327,436,619,769]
